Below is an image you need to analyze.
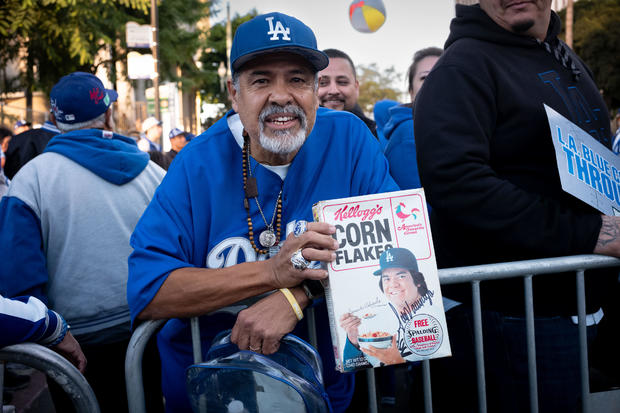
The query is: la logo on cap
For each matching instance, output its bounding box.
[266,16,290,41]
[385,251,394,263]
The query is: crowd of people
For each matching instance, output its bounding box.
[1,1,620,412]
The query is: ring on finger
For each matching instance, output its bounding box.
[291,248,310,270]
[293,220,308,237]
[249,345,261,352]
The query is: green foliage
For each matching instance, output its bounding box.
[357,63,403,115]
[157,0,211,91]
[0,0,151,94]
[558,0,620,111]
[0,0,212,97]
[199,9,257,108]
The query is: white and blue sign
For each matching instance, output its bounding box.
[546,104,620,216]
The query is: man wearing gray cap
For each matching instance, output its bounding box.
[127,11,397,412]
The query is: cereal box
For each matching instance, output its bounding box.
[312,188,451,372]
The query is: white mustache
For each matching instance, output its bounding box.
[259,104,307,129]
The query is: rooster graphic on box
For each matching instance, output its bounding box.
[396,202,421,221]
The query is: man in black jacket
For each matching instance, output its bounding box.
[318,48,378,137]
[415,1,618,412]
[3,121,59,179]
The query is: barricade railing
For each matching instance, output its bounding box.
[125,254,620,413]
[0,343,100,413]
[431,254,620,413]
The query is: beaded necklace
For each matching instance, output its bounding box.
[242,139,283,255]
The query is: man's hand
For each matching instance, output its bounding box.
[594,215,620,257]
[361,336,405,365]
[230,288,307,355]
[267,222,338,289]
[339,313,361,347]
[52,332,87,373]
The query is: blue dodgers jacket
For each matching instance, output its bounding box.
[0,294,66,347]
[383,104,420,190]
[128,108,399,412]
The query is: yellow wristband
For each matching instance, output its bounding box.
[279,288,304,321]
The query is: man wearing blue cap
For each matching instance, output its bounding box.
[13,119,31,135]
[127,11,397,412]
[149,127,192,170]
[0,72,165,412]
[340,248,432,367]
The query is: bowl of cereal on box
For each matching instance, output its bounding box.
[358,331,392,349]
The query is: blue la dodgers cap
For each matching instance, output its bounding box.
[230,12,329,75]
[373,248,419,275]
[14,119,28,129]
[50,72,118,124]
[169,127,185,139]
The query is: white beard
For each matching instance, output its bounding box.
[258,104,307,155]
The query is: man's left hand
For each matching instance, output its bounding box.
[230,289,302,355]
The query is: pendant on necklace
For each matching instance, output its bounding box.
[259,229,276,248]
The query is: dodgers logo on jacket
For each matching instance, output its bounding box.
[266,16,291,41]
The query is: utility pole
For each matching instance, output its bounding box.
[226,2,232,80]
[566,0,574,49]
[151,0,162,147]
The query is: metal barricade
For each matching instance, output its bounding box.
[426,254,620,413]
[125,254,620,413]
[0,343,100,413]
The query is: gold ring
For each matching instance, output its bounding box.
[249,345,260,352]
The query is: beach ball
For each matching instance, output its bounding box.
[349,0,386,33]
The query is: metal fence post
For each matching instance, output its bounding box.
[471,280,487,413]
[422,359,432,413]
[125,319,166,413]
[524,275,539,413]
[0,343,99,413]
[576,269,590,413]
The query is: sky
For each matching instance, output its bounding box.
[211,1,457,94]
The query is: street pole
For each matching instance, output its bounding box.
[566,0,574,49]
[226,2,232,81]
[150,0,162,148]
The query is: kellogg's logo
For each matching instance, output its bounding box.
[333,204,382,222]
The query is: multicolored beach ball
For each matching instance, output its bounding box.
[349,0,386,33]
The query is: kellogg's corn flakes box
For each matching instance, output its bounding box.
[313,188,451,372]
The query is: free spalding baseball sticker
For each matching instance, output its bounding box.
[404,314,443,356]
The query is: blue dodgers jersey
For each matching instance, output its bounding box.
[128,108,398,412]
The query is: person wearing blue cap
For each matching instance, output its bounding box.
[0,71,165,412]
[13,119,31,135]
[149,127,192,170]
[340,248,432,367]
[127,11,398,413]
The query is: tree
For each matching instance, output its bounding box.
[0,0,212,117]
[0,0,150,120]
[157,0,212,91]
[356,63,403,116]
[558,0,620,111]
[199,9,257,109]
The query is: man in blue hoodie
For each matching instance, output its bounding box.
[0,72,165,412]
